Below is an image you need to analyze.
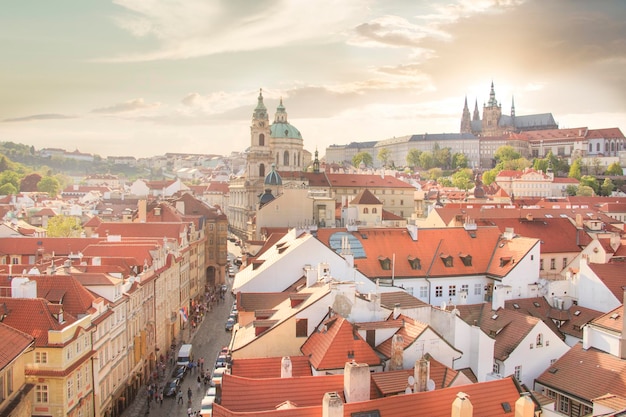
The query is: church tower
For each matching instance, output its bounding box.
[247,89,273,180]
[481,82,502,136]
[460,96,471,134]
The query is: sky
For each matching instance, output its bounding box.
[1,0,625,159]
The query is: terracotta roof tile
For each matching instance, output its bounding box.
[301,316,381,370]
[376,315,429,359]
[591,305,624,333]
[231,356,312,378]
[588,263,626,303]
[536,342,626,402]
[0,322,34,368]
[350,189,382,205]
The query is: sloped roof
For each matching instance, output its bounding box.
[0,297,78,346]
[380,291,429,310]
[591,305,624,333]
[0,237,104,257]
[588,263,626,303]
[455,304,542,361]
[230,356,312,379]
[350,189,381,205]
[376,315,430,359]
[301,316,381,370]
[536,342,626,402]
[489,218,583,255]
[94,221,186,241]
[0,322,34,368]
[325,173,414,189]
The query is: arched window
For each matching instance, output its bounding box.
[363,208,369,214]
[611,142,615,152]
[259,163,265,178]
[596,143,600,152]
[588,143,592,152]
[372,208,377,214]
[298,152,301,166]
[283,151,289,166]
[293,152,297,166]
[259,133,265,146]
[536,333,543,347]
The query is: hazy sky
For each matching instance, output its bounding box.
[1,0,625,159]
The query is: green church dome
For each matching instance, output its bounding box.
[270,122,302,139]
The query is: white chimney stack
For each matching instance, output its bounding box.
[514,394,535,417]
[322,392,343,417]
[344,362,370,403]
[451,392,473,417]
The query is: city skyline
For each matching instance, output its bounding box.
[1,0,625,158]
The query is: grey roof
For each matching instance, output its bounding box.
[508,113,558,129]
[409,133,478,142]
[346,141,378,149]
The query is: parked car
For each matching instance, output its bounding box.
[225,317,235,332]
[215,354,230,369]
[210,367,228,387]
[163,378,181,397]
[171,365,187,381]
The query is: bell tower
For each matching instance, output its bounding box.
[481,82,502,136]
[248,89,272,179]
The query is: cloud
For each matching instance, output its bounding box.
[91,98,161,114]
[105,0,371,61]
[2,113,76,123]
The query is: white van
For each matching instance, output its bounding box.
[177,344,193,366]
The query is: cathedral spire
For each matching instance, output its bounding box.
[487,81,498,107]
[511,96,516,118]
[460,95,471,134]
[473,99,480,121]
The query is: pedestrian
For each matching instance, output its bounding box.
[187,406,193,417]
[177,389,183,405]
[197,374,202,390]
[187,387,192,401]
[159,390,163,406]
[199,357,204,372]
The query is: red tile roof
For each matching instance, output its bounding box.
[0,297,78,346]
[588,263,626,303]
[326,173,414,189]
[301,316,381,370]
[0,322,34,368]
[231,356,312,378]
[376,315,429,359]
[536,342,626,402]
[350,189,381,205]
[591,305,623,333]
[487,218,582,253]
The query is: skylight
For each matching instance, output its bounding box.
[328,232,366,259]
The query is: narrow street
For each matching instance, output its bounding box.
[121,245,239,417]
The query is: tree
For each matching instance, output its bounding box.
[419,152,434,170]
[20,172,42,192]
[568,158,582,180]
[377,148,391,168]
[494,146,521,163]
[46,215,83,237]
[565,185,578,196]
[0,183,17,195]
[452,168,474,191]
[406,149,422,168]
[0,170,21,191]
[452,153,468,169]
[576,185,594,196]
[579,175,599,194]
[601,178,615,196]
[37,176,61,197]
[352,152,373,168]
[482,169,497,185]
[533,158,548,173]
[427,167,443,180]
[606,162,623,176]
[434,147,452,169]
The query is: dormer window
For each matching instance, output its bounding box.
[460,254,472,267]
[440,254,453,267]
[408,256,421,270]
[378,256,391,270]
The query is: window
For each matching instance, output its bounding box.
[514,365,522,381]
[378,257,391,270]
[363,208,369,214]
[449,285,456,297]
[558,395,570,414]
[419,286,427,298]
[493,362,499,374]
[35,352,48,364]
[536,333,543,347]
[67,378,74,398]
[461,284,468,295]
[435,286,443,297]
[562,257,568,269]
[540,259,544,270]
[283,150,289,166]
[259,133,265,146]
[400,200,404,205]
[408,256,421,270]
[0,375,4,401]
[474,283,482,296]
[550,258,556,270]
[441,255,453,267]
[259,163,265,177]
[372,208,377,214]
[460,254,472,266]
[295,318,307,338]
[36,384,49,403]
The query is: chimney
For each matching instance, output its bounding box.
[575,213,583,228]
[322,392,343,417]
[138,199,147,223]
[451,392,473,417]
[343,362,370,403]
[514,394,535,417]
[389,334,404,371]
[281,356,292,378]
[414,356,430,392]
[619,287,626,359]
[503,227,515,240]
